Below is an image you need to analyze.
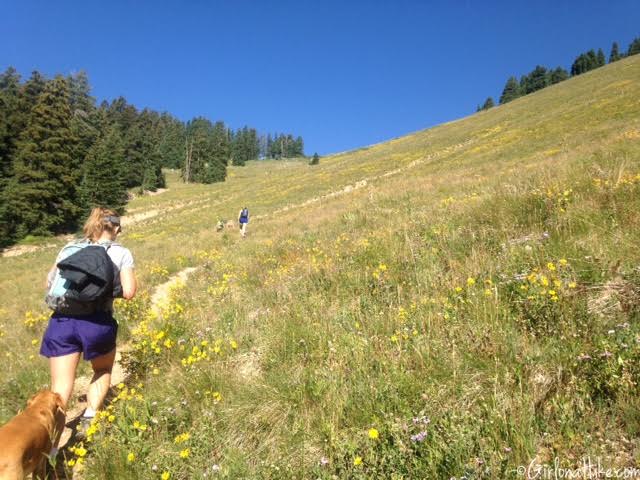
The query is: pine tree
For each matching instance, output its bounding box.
[67,72,98,176]
[20,71,46,114]
[481,97,494,110]
[525,66,549,93]
[0,68,25,244]
[609,42,621,62]
[596,48,606,67]
[499,76,520,104]
[294,136,304,157]
[4,76,81,237]
[628,37,640,56]
[79,124,128,215]
[206,121,229,182]
[0,68,22,186]
[571,54,586,76]
[549,67,569,84]
[136,110,164,191]
[156,113,185,169]
[309,152,320,165]
[183,118,227,184]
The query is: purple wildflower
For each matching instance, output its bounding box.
[410,431,427,443]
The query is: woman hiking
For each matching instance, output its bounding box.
[238,206,249,238]
[40,207,137,438]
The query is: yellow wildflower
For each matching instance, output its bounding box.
[127,452,135,463]
[179,448,190,459]
[466,277,476,287]
[368,428,379,440]
[354,456,363,466]
[161,472,171,480]
[174,433,190,444]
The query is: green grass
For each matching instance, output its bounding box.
[1,56,640,479]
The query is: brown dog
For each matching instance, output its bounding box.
[0,390,65,480]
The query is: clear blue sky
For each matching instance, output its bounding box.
[2,1,639,155]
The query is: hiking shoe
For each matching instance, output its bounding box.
[74,415,94,441]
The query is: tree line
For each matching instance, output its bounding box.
[477,36,640,110]
[0,67,305,247]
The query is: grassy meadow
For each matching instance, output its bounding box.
[1,55,640,479]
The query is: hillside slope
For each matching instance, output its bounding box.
[1,56,639,478]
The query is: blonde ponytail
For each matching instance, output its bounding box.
[83,207,120,242]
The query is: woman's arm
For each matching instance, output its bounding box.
[120,267,137,300]
[46,264,57,289]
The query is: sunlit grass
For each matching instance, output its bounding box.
[1,56,639,478]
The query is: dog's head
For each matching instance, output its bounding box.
[27,390,65,414]
[27,390,66,436]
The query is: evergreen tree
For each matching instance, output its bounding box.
[609,42,621,62]
[481,97,494,110]
[68,71,95,114]
[628,37,640,56]
[586,49,598,69]
[549,67,569,84]
[0,68,24,244]
[4,76,81,238]
[206,121,229,182]
[294,136,304,157]
[571,53,595,76]
[0,68,22,186]
[596,48,606,67]
[79,124,128,214]
[499,76,520,104]
[522,65,549,94]
[67,72,99,176]
[137,110,165,191]
[19,71,46,114]
[183,118,227,184]
[156,113,185,169]
[309,152,320,165]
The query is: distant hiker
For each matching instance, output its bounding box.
[216,219,224,232]
[40,207,137,439]
[238,206,249,237]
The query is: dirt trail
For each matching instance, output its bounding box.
[2,141,472,259]
[56,266,200,458]
[254,139,474,221]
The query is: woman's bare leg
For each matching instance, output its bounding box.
[50,352,81,408]
[87,348,116,412]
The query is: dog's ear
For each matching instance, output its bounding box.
[26,390,42,407]
[53,392,65,413]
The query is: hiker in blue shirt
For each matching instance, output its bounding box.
[238,207,249,237]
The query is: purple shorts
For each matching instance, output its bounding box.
[40,312,118,360]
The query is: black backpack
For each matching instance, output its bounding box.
[46,243,119,315]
